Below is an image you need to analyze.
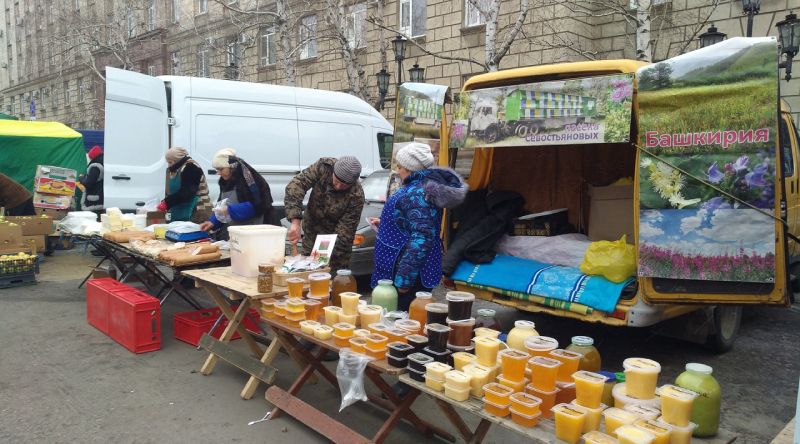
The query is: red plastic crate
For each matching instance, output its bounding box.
[107,289,161,354]
[86,278,130,334]
[173,306,260,346]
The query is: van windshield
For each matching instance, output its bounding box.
[362,170,390,203]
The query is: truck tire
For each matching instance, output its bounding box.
[485,126,499,143]
[516,125,529,137]
[704,306,741,353]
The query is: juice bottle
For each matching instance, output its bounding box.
[331,269,357,308]
[675,363,721,436]
[372,279,398,313]
[409,291,434,328]
[474,309,502,331]
[565,336,601,372]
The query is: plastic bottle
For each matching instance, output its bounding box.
[506,320,538,351]
[565,336,601,372]
[475,309,502,331]
[331,269,357,308]
[675,363,721,437]
[409,291,434,328]
[371,279,398,313]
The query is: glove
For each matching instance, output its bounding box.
[157,200,167,211]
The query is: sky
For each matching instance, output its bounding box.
[639,208,775,257]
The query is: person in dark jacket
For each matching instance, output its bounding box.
[157,147,213,224]
[0,173,35,216]
[79,145,104,211]
[370,142,467,311]
[199,148,280,233]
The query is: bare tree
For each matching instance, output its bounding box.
[323,0,372,101]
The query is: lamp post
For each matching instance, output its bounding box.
[376,35,426,110]
[777,11,800,82]
[409,63,425,83]
[741,0,761,37]
[391,35,407,85]
[699,23,727,48]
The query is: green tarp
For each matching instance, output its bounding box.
[0,113,17,120]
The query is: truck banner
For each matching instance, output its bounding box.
[637,37,779,283]
[449,73,633,149]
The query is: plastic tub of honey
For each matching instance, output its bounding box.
[657,385,698,427]
[262,299,277,312]
[624,404,661,421]
[552,403,587,444]
[274,313,287,324]
[446,317,475,346]
[408,367,425,382]
[549,349,582,382]
[287,318,303,328]
[387,341,414,358]
[623,358,661,400]
[524,335,558,358]
[452,352,477,371]
[426,375,446,391]
[473,327,500,339]
[556,380,576,405]
[313,325,334,340]
[307,293,330,308]
[509,408,542,428]
[332,332,351,347]
[528,356,562,392]
[286,297,305,312]
[285,277,305,299]
[425,361,452,380]
[526,385,559,418]
[570,400,606,433]
[308,272,332,296]
[615,425,656,444]
[462,363,491,397]
[353,329,371,338]
[497,374,528,393]
[368,322,388,335]
[387,355,408,368]
[366,347,386,360]
[483,398,512,417]
[423,346,452,364]
[573,370,609,409]
[339,291,361,315]
[612,383,662,410]
[425,303,449,325]
[262,310,277,319]
[655,417,695,444]
[444,383,470,402]
[339,313,358,325]
[358,306,382,326]
[394,319,421,335]
[303,299,322,321]
[365,333,388,351]
[499,349,530,382]
[323,306,342,326]
[274,302,288,316]
[299,320,320,335]
[444,370,472,391]
[473,336,503,367]
[286,311,306,322]
[633,418,672,444]
[383,327,410,344]
[510,392,542,416]
[445,291,475,321]
[349,336,367,354]
[603,408,639,437]
[583,431,619,444]
[406,334,428,353]
[484,382,514,405]
[425,323,452,351]
[333,322,355,338]
[408,353,434,372]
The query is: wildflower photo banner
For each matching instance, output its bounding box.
[449,74,634,149]
[637,37,779,283]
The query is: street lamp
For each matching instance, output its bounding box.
[741,0,761,37]
[376,69,390,97]
[391,35,407,85]
[699,23,727,48]
[377,35,421,110]
[777,11,800,81]
[408,63,425,83]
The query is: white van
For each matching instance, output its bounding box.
[103,67,394,212]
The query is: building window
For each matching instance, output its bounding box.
[629,0,669,8]
[465,0,488,27]
[49,4,54,23]
[148,62,155,76]
[400,0,426,38]
[78,77,85,102]
[171,51,181,75]
[52,84,59,108]
[41,87,47,110]
[197,44,209,77]
[75,0,80,11]
[299,15,317,60]
[148,0,156,31]
[127,9,135,38]
[64,80,70,104]
[172,0,179,23]
[10,96,14,115]
[346,3,366,49]
[227,38,241,68]
[260,30,276,66]
[198,0,208,14]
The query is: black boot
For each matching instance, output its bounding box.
[322,350,339,361]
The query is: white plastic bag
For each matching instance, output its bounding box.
[380,310,408,328]
[213,198,231,223]
[58,216,92,235]
[136,198,161,214]
[336,348,374,412]
[166,221,201,233]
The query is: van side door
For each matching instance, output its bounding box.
[781,113,800,257]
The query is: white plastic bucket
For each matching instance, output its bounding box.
[228,225,288,277]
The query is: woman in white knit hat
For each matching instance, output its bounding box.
[198,148,280,235]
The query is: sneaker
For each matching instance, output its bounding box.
[90,249,104,257]
[298,338,316,350]
[322,350,340,361]
[391,381,411,398]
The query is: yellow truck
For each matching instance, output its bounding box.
[442,37,796,352]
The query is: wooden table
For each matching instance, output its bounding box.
[182,266,316,400]
[399,375,738,444]
[263,317,456,444]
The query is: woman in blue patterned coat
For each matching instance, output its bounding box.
[370,142,467,311]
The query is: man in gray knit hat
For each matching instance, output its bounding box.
[285,156,365,272]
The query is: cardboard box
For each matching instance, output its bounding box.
[34,165,78,196]
[0,244,34,255]
[588,184,635,245]
[36,208,70,220]
[6,216,54,235]
[92,266,118,280]
[146,211,167,226]
[22,235,46,253]
[0,223,24,246]
[32,192,73,210]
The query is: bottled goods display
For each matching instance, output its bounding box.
[446,317,475,347]
[474,308,502,331]
[408,292,434,329]
[675,363,721,437]
[623,358,661,400]
[372,280,398,312]
[445,291,475,321]
[566,336,601,372]
[507,320,539,351]
[331,269,357,307]
[308,272,331,296]
[425,303,449,326]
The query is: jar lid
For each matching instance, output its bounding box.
[514,320,535,329]
[476,309,496,317]
[446,291,475,302]
[685,363,713,375]
[309,272,331,280]
[415,291,433,299]
[614,372,626,383]
[571,336,594,346]
[377,279,395,286]
[337,269,352,275]
[596,371,616,382]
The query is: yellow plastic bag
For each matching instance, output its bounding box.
[579,235,636,283]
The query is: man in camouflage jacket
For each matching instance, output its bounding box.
[285,157,365,272]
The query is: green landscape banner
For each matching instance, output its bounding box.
[637,37,779,283]
[449,74,633,149]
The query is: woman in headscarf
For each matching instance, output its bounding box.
[157,147,213,223]
[199,148,280,234]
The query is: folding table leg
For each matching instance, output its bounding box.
[268,346,329,420]
[432,397,492,444]
[267,326,318,385]
[200,290,262,375]
[241,328,285,400]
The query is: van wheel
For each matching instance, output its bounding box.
[516,125,529,137]
[705,306,741,353]
[485,126,499,143]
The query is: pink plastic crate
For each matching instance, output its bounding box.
[107,289,161,354]
[86,278,130,334]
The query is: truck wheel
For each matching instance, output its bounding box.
[485,126,499,143]
[516,125,529,137]
[529,125,540,135]
[705,306,741,353]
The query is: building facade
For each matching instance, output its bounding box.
[1,0,799,128]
